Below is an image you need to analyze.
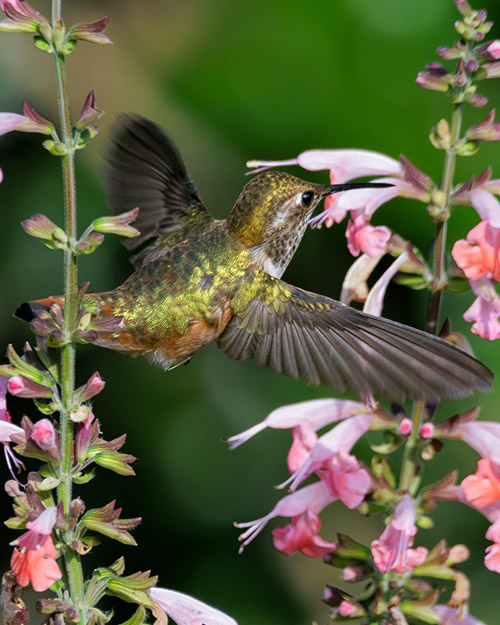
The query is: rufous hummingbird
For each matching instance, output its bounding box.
[18,116,492,401]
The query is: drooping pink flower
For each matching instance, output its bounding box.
[148,587,238,625]
[371,494,428,573]
[462,278,500,340]
[271,510,336,557]
[432,605,487,625]
[235,481,336,552]
[10,506,62,592]
[437,408,500,463]
[363,251,410,315]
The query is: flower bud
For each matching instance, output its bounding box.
[436,46,461,60]
[75,91,104,131]
[475,39,500,60]
[92,207,140,238]
[77,372,105,403]
[8,375,52,399]
[466,110,500,141]
[75,413,96,462]
[421,422,435,439]
[21,213,67,249]
[455,0,473,17]
[478,61,500,79]
[70,404,92,423]
[399,418,412,436]
[68,16,112,46]
[416,71,450,92]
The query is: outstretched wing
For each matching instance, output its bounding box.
[106,115,212,267]
[218,272,492,401]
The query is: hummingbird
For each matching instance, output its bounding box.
[17,115,492,401]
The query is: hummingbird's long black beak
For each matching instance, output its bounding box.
[326,182,393,196]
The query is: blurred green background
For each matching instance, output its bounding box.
[1,0,500,623]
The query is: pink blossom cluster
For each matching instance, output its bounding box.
[227,398,426,566]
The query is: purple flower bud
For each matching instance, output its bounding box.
[75,413,96,462]
[75,91,104,131]
[78,372,105,403]
[455,0,473,17]
[479,61,500,79]
[21,214,66,247]
[466,110,500,141]
[475,39,500,60]
[436,46,461,60]
[465,58,479,73]
[416,72,450,92]
[69,16,112,46]
[465,92,488,107]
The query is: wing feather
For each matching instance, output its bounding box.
[218,273,493,401]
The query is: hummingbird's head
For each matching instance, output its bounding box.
[226,171,336,278]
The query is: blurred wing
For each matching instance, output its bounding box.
[106,115,212,267]
[218,273,492,401]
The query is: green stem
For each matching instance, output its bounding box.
[399,400,425,493]
[426,102,464,335]
[51,3,87,620]
[401,104,464,492]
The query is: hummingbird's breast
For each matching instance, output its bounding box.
[93,222,252,369]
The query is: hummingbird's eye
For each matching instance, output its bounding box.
[301,191,315,208]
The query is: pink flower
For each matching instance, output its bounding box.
[31,419,56,450]
[462,278,500,340]
[226,398,365,449]
[271,510,336,557]
[148,587,238,625]
[10,506,62,592]
[437,408,500,463]
[319,451,371,509]
[371,495,428,573]
[246,149,402,182]
[432,605,486,624]
[287,426,318,473]
[236,481,336,552]
[399,418,412,436]
[0,102,53,136]
[279,412,375,493]
[345,214,391,258]
[462,458,500,510]
[452,221,500,281]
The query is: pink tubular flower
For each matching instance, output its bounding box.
[8,375,52,399]
[225,398,365,449]
[148,587,238,625]
[10,506,62,592]
[271,510,336,557]
[345,214,391,258]
[319,451,372,509]
[371,494,428,573]
[235,481,336,552]
[433,605,487,625]
[437,409,500,463]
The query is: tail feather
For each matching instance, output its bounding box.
[14,297,64,322]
